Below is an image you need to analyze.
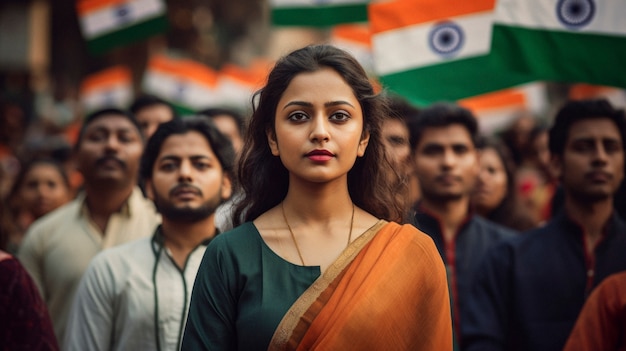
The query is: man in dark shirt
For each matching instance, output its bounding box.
[462,99,626,351]
[410,103,516,345]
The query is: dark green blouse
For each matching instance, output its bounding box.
[181,222,321,351]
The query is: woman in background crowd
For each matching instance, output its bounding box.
[472,137,537,232]
[4,158,73,253]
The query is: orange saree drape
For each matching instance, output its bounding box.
[268,220,453,351]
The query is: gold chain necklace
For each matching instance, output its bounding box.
[281,201,355,266]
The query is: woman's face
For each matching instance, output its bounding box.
[20,164,71,218]
[268,67,370,185]
[472,148,508,214]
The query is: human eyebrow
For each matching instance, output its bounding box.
[324,100,355,108]
[283,101,313,110]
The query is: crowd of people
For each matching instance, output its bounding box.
[1,44,626,351]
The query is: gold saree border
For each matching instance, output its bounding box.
[268,220,388,350]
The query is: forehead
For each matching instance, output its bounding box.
[84,114,140,134]
[382,119,408,135]
[417,124,474,147]
[158,131,215,158]
[567,118,622,143]
[278,68,359,106]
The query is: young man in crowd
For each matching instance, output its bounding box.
[462,99,626,351]
[198,107,246,231]
[64,117,234,350]
[410,103,516,345]
[130,94,177,139]
[18,108,160,342]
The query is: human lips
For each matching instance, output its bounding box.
[586,171,612,183]
[305,149,335,162]
[95,156,125,169]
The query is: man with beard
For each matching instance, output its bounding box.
[410,103,516,347]
[462,99,626,351]
[18,108,160,344]
[64,117,234,351]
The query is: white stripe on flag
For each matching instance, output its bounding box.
[373,11,493,76]
[83,85,133,111]
[496,0,626,35]
[143,71,219,109]
[81,0,165,39]
[271,0,367,8]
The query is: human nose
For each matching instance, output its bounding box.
[104,135,121,152]
[592,143,609,164]
[309,116,330,143]
[178,160,193,181]
[441,149,456,169]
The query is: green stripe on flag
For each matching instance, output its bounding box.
[380,55,534,106]
[491,24,626,88]
[271,4,367,27]
[87,16,168,55]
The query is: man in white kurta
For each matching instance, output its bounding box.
[18,109,160,344]
[64,117,234,350]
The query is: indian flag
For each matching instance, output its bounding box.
[459,83,547,134]
[492,0,626,88]
[370,0,535,105]
[76,0,168,54]
[271,0,369,27]
[142,55,219,114]
[80,65,133,113]
[215,60,271,110]
[330,24,374,74]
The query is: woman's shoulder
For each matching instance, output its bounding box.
[210,222,262,252]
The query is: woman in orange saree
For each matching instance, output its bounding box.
[181,44,452,351]
[270,220,451,351]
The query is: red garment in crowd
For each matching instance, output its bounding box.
[0,251,58,351]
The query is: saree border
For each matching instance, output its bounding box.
[268,219,388,349]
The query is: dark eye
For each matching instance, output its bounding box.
[604,140,622,154]
[330,111,350,122]
[288,112,308,122]
[453,145,469,154]
[159,162,177,172]
[421,145,442,156]
[194,161,211,170]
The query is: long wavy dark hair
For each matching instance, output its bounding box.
[233,44,402,225]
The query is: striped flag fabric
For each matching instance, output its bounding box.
[270,0,369,27]
[458,83,547,134]
[370,0,534,105]
[142,55,219,114]
[215,60,271,110]
[76,0,168,54]
[330,24,375,74]
[492,0,626,88]
[80,65,133,113]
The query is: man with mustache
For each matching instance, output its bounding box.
[409,103,516,347]
[463,99,626,351]
[18,108,160,346]
[64,117,234,351]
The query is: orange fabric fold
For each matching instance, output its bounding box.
[269,221,453,351]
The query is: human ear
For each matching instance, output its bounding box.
[267,129,279,156]
[144,179,154,201]
[357,131,370,157]
[221,175,233,201]
[551,155,563,181]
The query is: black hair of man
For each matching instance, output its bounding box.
[75,107,144,150]
[388,95,421,150]
[411,102,478,149]
[197,107,246,138]
[140,116,236,181]
[548,98,626,156]
[129,94,177,118]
